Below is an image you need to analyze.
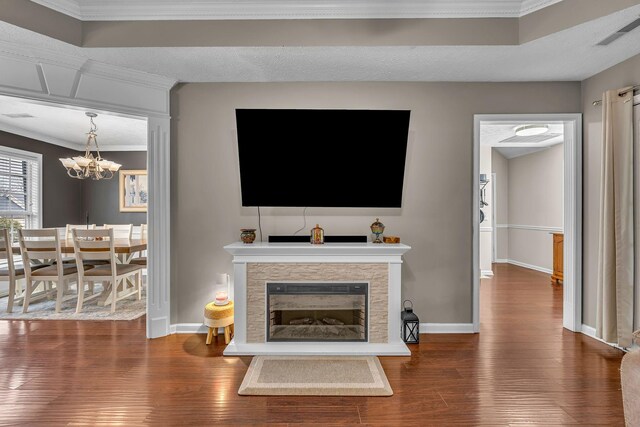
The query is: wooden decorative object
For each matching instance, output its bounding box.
[119,170,148,212]
[551,232,563,285]
[383,236,400,244]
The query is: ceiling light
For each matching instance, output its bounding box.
[59,112,121,180]
[514,124,548,137]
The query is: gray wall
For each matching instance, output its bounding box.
[81,151,147,226]
[170,81,581,324]
[0,131,146,227]
[506,144,564,271]
[581,53,640,328]
[0,131,82,227]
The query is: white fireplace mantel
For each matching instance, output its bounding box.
[223,242,412,356]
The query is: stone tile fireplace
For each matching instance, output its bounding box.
[223,242,411,356]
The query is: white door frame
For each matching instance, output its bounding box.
[491,172,497,264]
[0,44,175,338]
[473,113,582,333]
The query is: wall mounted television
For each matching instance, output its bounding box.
[235,109,411,208]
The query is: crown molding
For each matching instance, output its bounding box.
[30,0,563,21]
[520,0,562,15]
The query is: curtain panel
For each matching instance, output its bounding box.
[596,87,635,348]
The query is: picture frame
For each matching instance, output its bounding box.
[119,169,148,212]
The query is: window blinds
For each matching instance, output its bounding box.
[0,147,41,230]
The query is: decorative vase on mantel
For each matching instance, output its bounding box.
[240,228,256,244]
[370,218,385,244]
[310,224,324,245]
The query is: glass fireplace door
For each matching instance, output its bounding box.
[267,282,368,342]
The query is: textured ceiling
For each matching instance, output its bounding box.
[0,95,147,151]
[1,4,639,82]
[481,122,563,159]
[30,0,563,20]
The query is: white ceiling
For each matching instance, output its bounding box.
[480,122,563,159]
[0,95,147,151]
[30,0,562,20]
[1,4,639,83]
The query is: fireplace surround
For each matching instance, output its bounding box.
[223,242,411,356]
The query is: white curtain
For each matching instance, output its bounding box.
[596,87,635,348]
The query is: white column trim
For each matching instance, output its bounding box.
[146,117,171,338]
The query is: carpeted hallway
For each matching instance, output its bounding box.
[0,263,626,425]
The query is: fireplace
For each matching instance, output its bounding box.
[223,242,411,356]
[267,282,368,342]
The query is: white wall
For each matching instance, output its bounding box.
[492,150,509,261]
[497,144,564,273]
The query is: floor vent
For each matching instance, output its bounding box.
[2,113,35,119]
[597,17,640,46]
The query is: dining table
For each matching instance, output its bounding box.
[11,238,147,306]
[12,238,147,264]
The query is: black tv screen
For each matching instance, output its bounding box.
[235,109,410,207]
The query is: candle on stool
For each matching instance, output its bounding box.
[215,291,228,305]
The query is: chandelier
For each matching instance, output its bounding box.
[59,112,121,180]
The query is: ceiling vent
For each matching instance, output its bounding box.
[2,113,35,119]
[499,133,562,143]
[597,17,640,46]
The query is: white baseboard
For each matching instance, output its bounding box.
[481,270,494,277]
[581,324,631,351]
[420,323,475,333]
[494,259,508,264]
[171,323,210,334]
[506,259,552,274]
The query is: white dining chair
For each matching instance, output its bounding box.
[102,224,133,240]
[72,228,143,313]
[19,229,88,313]
[65,224,96,240]
[131,224,147,268]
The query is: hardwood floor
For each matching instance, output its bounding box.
[0,263,625,425]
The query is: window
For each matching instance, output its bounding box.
[0,146,42,237]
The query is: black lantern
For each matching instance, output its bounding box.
[401,300,419,343]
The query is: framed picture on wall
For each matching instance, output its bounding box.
[119,170,148,212]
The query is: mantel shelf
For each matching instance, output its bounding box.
[224,242,411,257]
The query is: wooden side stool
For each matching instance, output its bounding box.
[204,300,234,345]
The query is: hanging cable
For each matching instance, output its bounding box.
[293,207,308,235]
[257,206,263,242]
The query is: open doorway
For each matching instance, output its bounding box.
[473,114,582,333]
[0,94,149,321]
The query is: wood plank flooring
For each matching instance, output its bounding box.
[0,263,626,425]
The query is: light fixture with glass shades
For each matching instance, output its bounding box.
[59,112,121,180]
[513,124,549,137]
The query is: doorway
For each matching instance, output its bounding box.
[473,114,582,333]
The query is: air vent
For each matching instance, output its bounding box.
[2,113,35,119]
[499,133,561,143]
[597,17,640,46]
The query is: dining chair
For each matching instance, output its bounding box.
[103,224,133,240]
[131,224,147,267]
[65,224,96,240]
[0,228,25,313]
[19,228,87,313]
[72,228,143,313]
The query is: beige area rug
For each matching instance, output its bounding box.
[238,356,393,396]
[0,284,146,321]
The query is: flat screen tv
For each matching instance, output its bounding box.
[235,109,410,207]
